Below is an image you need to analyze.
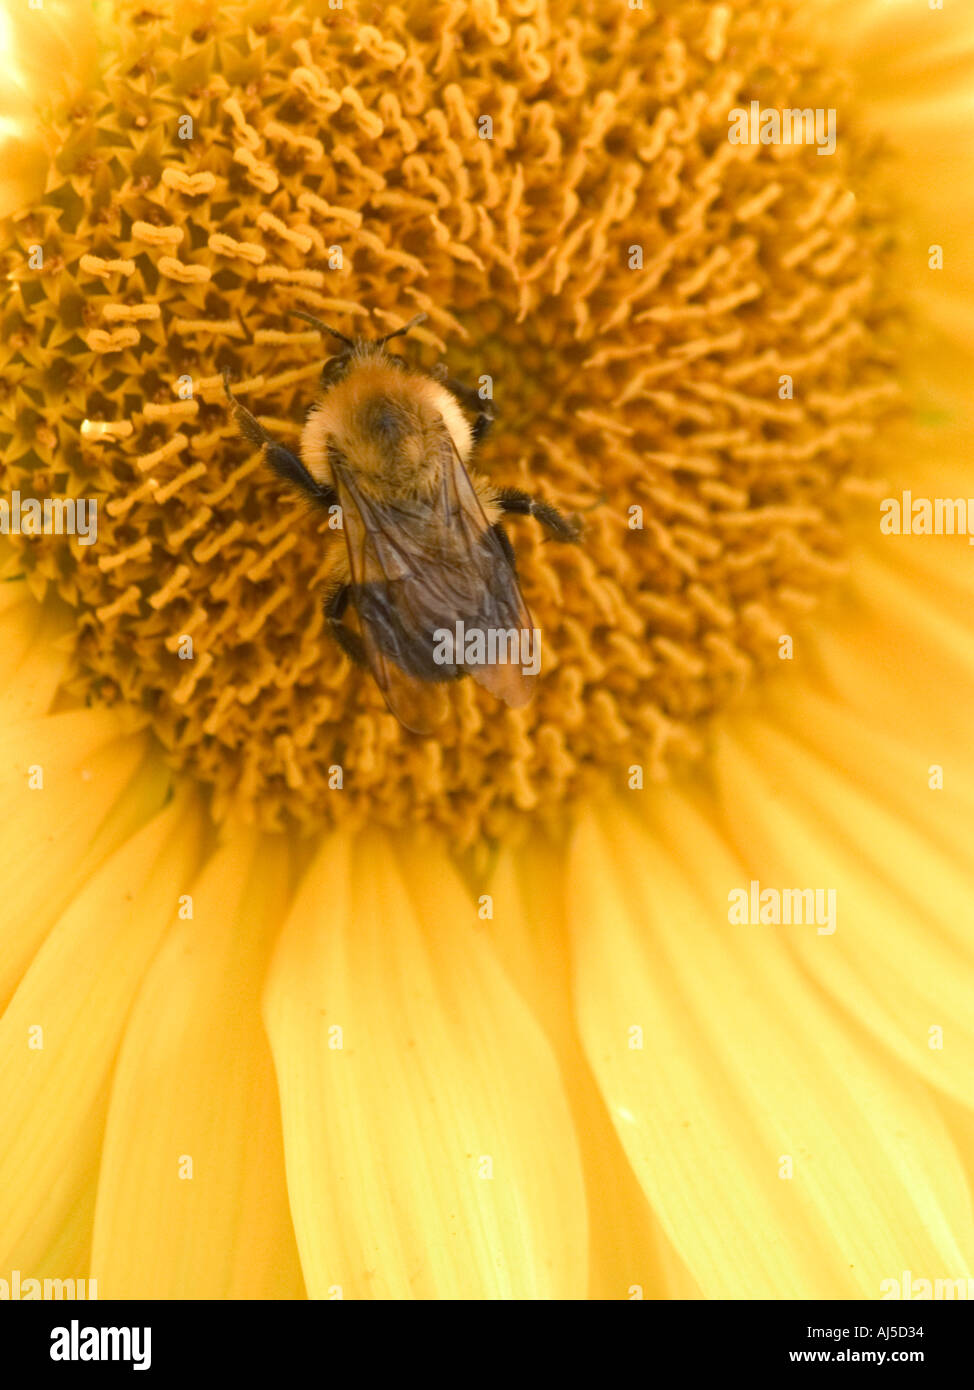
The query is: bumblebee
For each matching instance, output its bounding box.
[223,312,581,733]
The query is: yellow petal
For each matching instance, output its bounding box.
[0,710,164,1007]
[0,583,71,722]
[804,546,974,770]
[0,792,203,1274]
[90,832,305,1299]
[264,829,588,1298]
[713,722,974,1106]
[766,683,974,884]
[487,840,700,1298]
[569,794,974,1298]
[809,0,974,364]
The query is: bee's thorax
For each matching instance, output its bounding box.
[300,358,473,496]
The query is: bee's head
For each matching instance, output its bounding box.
[318,345,353,390]
[290,311,428,388]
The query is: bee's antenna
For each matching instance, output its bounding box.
[290,310,355,348]
[376,312,428,347]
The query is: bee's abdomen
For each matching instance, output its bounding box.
[354,581,465,683]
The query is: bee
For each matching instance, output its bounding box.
[223,312,581,734]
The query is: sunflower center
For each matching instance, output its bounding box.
[1,0,897,846]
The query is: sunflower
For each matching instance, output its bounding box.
[1,0,972,1300]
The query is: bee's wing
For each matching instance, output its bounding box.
[434,438,536,709]
[334,473,450,734]
[333,442,535,733]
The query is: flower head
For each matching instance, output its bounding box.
[3,0,898,844]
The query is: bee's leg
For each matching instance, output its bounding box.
[324,580,368,668]
[223,370,337,509]
[470,409,496,446]
[494,487,583,542]
[431,364,496,443]
[489,522,518,574]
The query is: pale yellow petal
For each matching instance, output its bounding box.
[766,684,974,884]
[90,832,304,1299]
[0,582,73,723]
[264,830,588,1299]
[569,794,974,1298]
[808,0,974,340]
[803,546,974,769]
[0,710,164,1006]
[0,792,203,1274]
[487,841,700,1298]
[712,722,974,1107]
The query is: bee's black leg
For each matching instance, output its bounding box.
[324,581,367,668]
[470,410,495,445]
[494,487,583,542]
[432,364,496,443]
[489,522,518,573]
[223,370,337,509]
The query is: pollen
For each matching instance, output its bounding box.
[0,0,899,848]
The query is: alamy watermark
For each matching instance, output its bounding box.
[881,1270,974,1300]
[432,620,541,677]
[50,1319,151,1372]
[880,492,974,541]
[0,492,97,545]
[728,880,837,935]
[728,102,836,155]
[1,1268,97,1299]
